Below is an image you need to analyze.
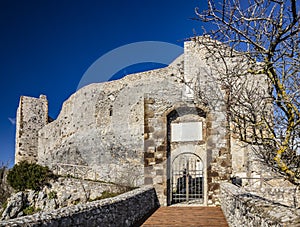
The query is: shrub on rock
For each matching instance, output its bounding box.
[0,164,13,206]
[7,161,54,191]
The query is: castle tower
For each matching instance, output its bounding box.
[15,95,49,164]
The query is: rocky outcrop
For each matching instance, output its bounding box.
[1,177,128,220]
[0,186,159,227]
[1,192,25,220]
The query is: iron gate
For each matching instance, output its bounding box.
[171,153,203,204]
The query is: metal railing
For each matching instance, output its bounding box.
[231,176,292,188]
[51,163,97,180]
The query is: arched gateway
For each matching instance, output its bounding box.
[171,153,204,204]
[166,106,207,206]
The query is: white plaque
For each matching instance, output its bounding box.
[171,122,203,142]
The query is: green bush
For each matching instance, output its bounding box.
[0,165,12,205]
[22,206,35,215]
[22,206,41,215]
[7,161,54,191]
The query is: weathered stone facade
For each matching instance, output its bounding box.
[15,38,258,206]
[15,95,48,164]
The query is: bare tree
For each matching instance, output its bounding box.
[194,0,300,184]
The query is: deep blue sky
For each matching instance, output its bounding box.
[0,0,205,166]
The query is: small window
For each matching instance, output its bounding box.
[109,106,113,116]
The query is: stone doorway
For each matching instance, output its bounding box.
[170,152,204,205]
[165,106,207,206]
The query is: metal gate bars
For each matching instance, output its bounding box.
[171,153,204,204]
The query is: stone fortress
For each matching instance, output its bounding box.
[14,38,276,207]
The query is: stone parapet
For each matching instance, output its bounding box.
[0,186,159,227]
[243,185,300,208]
[220,182,300,227]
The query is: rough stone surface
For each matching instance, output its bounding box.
[15,95,48,164]
[1,177,128,220]
[37,63,186,189]
[0,186,159,227]
[220,183,300,227]
[243,183,300,208]
[1,192,25,220]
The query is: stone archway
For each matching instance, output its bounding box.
[166,106,207,206]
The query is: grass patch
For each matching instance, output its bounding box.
[88,191,122,202]
[72,198,81,205]
[48,191,57,200]
[0,200,8,216]
[22,206,41,215]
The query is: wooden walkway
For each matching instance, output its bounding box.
[140,207,229,227]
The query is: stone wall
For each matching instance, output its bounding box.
[15,95,48,164]
[243,184,300,208]
[220,182,300,227]
[37,58,184,188]
[0,185,159,227]
[15,38,260,207]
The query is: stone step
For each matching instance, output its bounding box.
[141,206,228,226]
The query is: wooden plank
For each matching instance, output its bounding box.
[141,207,228,227]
